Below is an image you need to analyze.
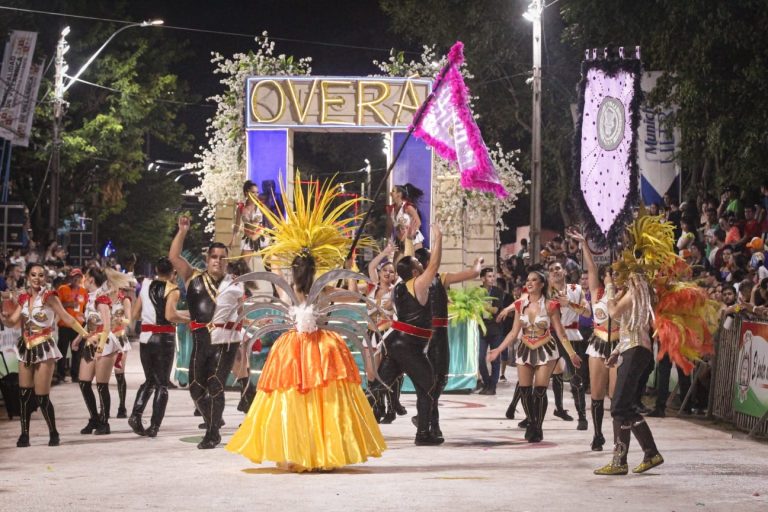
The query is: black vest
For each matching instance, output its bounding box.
[186,272,222,323]
[148,280,171,325]
[393,280,431,330]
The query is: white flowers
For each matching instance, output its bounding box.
[290,303,317,333]
[188,34,312,231]
[375,46,528,237]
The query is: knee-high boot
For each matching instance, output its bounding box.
[590,399,606,451]
[594,419,631,475]
[79,381,99,434]
[237,377,256,413]
[392,375,407,415]
[128,382,153,435]
[366,383,385,423]
[95,383,111,435]
[530,386,548,443]
[146,386,169,437]
[631,419,664,473]
[36,394,59,446]
[16,387,34,447]
[115,373,127,418]
[571,378,587,426]
[518,386,533,439]
[506,382,521,419]
[552,374,572,420]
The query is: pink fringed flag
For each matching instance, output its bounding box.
[411,41,507,198]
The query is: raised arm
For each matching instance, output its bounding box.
[443,257,483,286]
[413,224,442,304]
[368,242,395,284]
[567,227,601,297]
[169,215,194,283]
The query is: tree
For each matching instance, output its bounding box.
[561,0,768,200]
[1,0,195,255]
[378,0,582,236]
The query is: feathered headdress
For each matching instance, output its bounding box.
[251,171,371,275]
[611,211,717,375]
[612,211,677,286]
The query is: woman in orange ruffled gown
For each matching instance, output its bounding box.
[226,174,385,472]
[225,253,386,472]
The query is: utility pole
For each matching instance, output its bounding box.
[49,27,69,242]
[525,0,543,263]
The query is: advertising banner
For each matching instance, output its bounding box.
[0,31,38,141]
[11,59,44,147]
[734,320,768,418]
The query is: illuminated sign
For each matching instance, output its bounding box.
[246,76,431,131]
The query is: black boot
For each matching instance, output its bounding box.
[146,386,169,438]
[631,419,664,473]
[366,384,385,423]
[237,377,256,413]
[518,386,533,439]
[198,391,226,449]
[36,394,60,446]
[551,374,573,421]
[16,387,34,447]
[79,381,100,434]
[594,419,630,475]
[414,390,442,446]
[380,387,396,424]
[392,376,407,416]
[506,382,521,419]
[571,379,588,430]
[530,386,548,443]
[590,399,606,451]
[94,383,111,435]
[115,373,127,418]
[128,382,153,436]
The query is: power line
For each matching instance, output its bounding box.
[0,5,419,55]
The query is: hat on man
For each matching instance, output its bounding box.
[69,268,83,277]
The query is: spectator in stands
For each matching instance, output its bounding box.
[724,214,742,245]
[676,217,697,253]
[718,185,743,219]
[517,239,529,259]
[740,205,762,245]
[708,229,727,270]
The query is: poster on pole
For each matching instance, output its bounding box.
[11,58,44,147]
[0,30,38,141]
[733,320,768,418]
[638,71,681,206]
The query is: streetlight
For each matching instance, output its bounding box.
[48,19,163,241]
[523,0,543,263]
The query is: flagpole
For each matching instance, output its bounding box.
[344,61,452,264]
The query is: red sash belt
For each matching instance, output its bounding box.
[432,318,449,328]
[564,322,579,330]
[23,327,54,347]
[392,320,432,339]
[141,324,176,334]
[190,321,243,332]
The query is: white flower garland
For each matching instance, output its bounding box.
[374,46,528,237]
[188,33,312,231]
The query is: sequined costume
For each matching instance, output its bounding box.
[236,201,265,252]
[14,290,63,366]
[513,296,562,366]
[586,288,620,359]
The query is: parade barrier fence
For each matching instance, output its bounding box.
[708,314,768,437]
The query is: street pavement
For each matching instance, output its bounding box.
[1,343,767,512]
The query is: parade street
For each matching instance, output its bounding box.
[1,347,766,512]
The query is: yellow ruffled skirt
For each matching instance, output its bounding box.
[226,329,386,470]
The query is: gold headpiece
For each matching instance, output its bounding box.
[251,171,371,275]
[612,210,678,285]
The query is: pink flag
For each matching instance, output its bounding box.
[412,42,507,198]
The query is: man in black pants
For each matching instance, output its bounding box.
[128,257,189,437]
[169,216,238,449]
[412,250,481,440]
[370,224,443,445]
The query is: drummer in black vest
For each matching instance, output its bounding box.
[370,224,443,445]
[169,215,239,449]
[412,249,482,441]
[128,257,189,438]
